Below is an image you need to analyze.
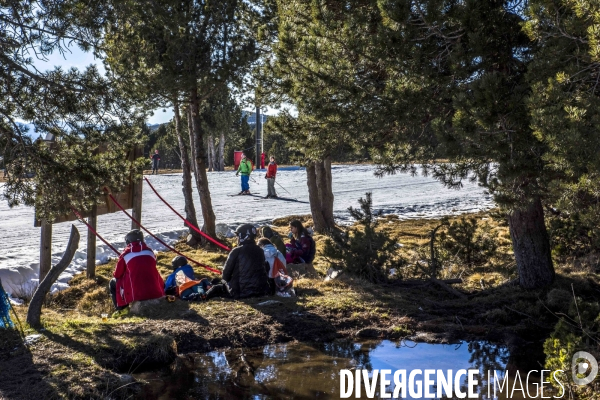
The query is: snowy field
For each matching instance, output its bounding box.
[0,164,495,299]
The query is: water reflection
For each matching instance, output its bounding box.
[135,340,541,399]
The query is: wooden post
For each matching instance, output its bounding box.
[28,225,79,327]
[39,219,52,281]
[131,147,143,230]
[86,204,97,279]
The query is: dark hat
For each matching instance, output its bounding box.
[125,229,143,244]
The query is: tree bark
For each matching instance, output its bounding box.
[27,225,79,327]
[207,135,215,172]
[216,132,225,171]
[508,197,555,289]
[187,107,198,177]
[315,156,335,229]
[306,162,328,232]
[189,86,217,239]
[307,158,336,234]
[39,219,52,281]
[174,101,202,242]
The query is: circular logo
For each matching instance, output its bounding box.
[572,351,598,386]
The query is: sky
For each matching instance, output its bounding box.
[32,45,283,126]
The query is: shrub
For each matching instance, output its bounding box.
[438,217,498,266]
[547,174,600,257]
[323,192,405,283]
[544,295,600,399]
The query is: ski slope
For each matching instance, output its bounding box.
[0,165,494,299]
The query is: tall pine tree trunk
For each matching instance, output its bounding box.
[306,158,335,233]
[216,132,225,171]
[508,197,555,289]
[189,86,217,239]
[187,107,198,177]
[315,156,335,228]
[207,135,216,172]
[174,101,201,242]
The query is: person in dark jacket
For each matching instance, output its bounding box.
[260,226,286,256]
[222,224,270,299]
[150,149,161,174]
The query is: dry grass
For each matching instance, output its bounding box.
[3,211,599,399]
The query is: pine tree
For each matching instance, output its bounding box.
[100,0,260,238]
[264,0,579,288]
[0,0,145,220]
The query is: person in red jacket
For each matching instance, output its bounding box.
[260,152,266,169]
[109,229,165,316]
[265,156,278,198]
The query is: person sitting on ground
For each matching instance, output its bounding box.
[258,238,294,296]
[164,255,195,296]
[222,224,270,299]
[109,229,165,317]
[260,226,286,256]
[258,238,287,293]
[286,220,316,264]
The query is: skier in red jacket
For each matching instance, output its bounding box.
[265,156,278,198]
[109,229,164,316]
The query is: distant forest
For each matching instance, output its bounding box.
[143,109,371,170]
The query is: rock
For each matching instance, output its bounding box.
[23,334,42,346]
[286,262,318,278]
[119,374,134,383]
[324,268,342,282]
[186,234,199,246]
[256,300,282,306]
[130,297,166,316]
[215,223,235,239]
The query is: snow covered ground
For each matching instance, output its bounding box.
[0,165,495,299]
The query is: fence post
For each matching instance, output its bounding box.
[39,219,52,281]
[86,204,97,278]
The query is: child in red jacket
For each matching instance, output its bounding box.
[265,156,278,198]
[109,229,164,316]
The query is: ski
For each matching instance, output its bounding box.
[253,196,308,204]
[228,193,263,198]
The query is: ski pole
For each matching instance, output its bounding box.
[250,176,260,185]
[275,181,293,196]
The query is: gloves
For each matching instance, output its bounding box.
[235,172,239,177]
[265,175,268,179]
[288,232,294,239]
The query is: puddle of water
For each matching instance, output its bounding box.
[135,340,549,399]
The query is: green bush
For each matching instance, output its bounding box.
[323,193,405,283]
[547,174,600,257]
[438,217,498,266]
[544,296,600,399]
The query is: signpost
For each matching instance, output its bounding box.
[34,146,143,279]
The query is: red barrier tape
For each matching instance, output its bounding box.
[72,208,120,255]
[143,177,232,252]
[105,191,222,275]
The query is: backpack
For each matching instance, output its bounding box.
[270,256,288,278]
[175,271,210,301]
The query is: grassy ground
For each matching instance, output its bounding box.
[1,212,599,399]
